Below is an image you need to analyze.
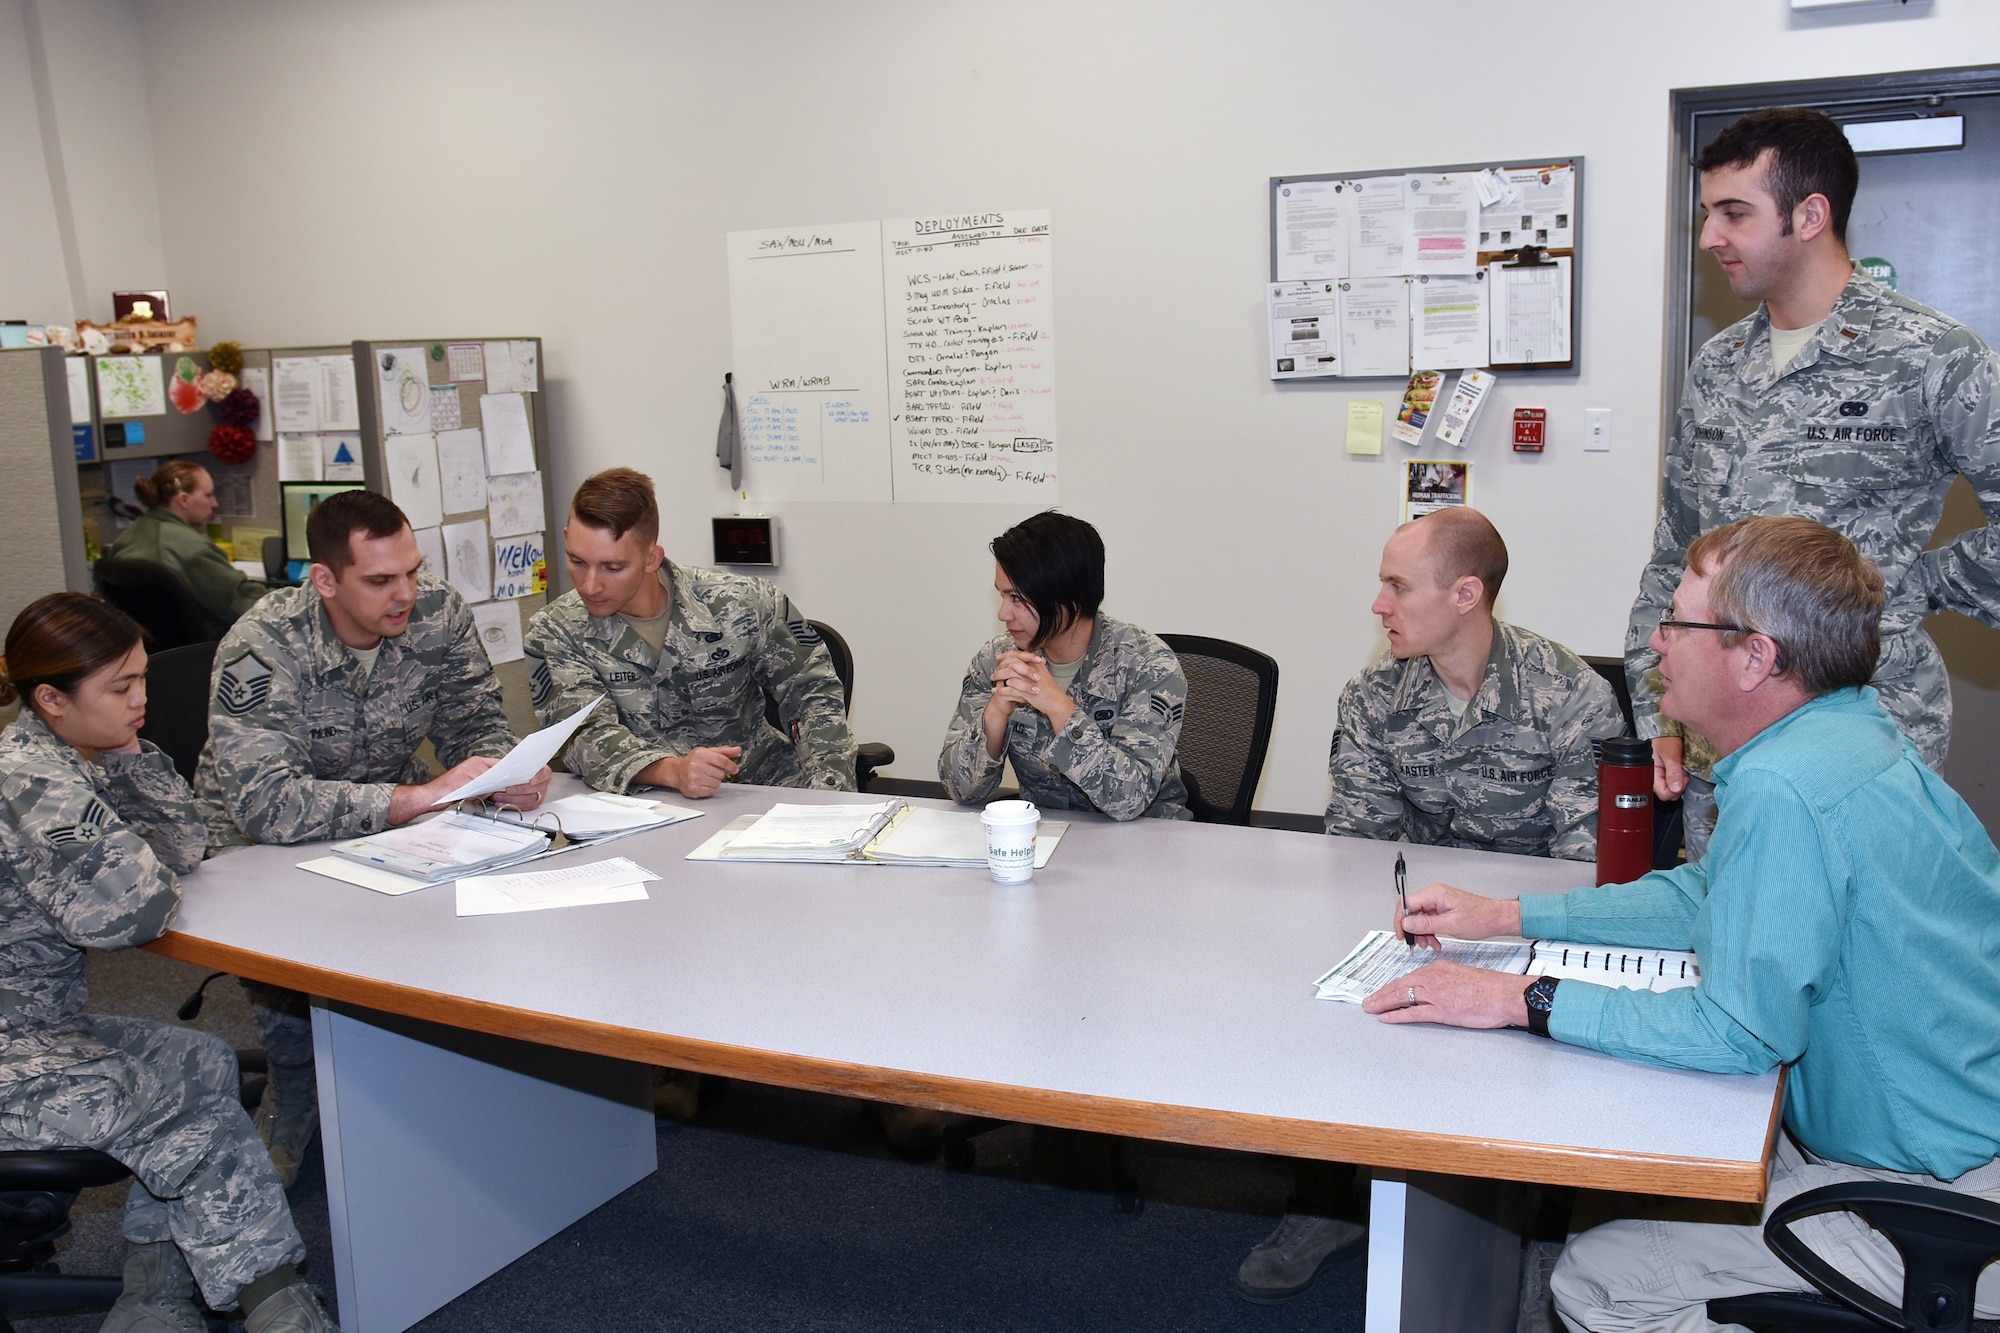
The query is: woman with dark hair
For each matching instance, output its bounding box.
[104,458,267,639]
[0,593,339,1332]
[939,511,1191,820]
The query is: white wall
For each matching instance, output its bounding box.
[26,0,2000,813]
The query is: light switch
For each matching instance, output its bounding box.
[1584,408,1611,453]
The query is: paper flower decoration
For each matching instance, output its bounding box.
[208,424,256,464]
[206,341,244,375]
[198,370,238,402]
[214,387,260,429]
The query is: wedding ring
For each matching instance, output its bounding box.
[1406,985,1417,1006]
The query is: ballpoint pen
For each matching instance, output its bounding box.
[1395,851,1412,945]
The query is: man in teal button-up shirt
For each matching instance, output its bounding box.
[1367,515,2000,1331]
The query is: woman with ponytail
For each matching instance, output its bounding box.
[104,459,267,639]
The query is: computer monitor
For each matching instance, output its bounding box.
[280,481,367,562]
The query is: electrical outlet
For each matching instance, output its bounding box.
[1584,408,1611,453]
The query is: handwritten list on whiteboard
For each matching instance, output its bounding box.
[882,211,1057,503]
[724,210,1056,504]
[724,222,895,502]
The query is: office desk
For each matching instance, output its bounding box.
[152,784,1781,1333]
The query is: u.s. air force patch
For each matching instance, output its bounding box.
[787,618,823,646]
[529,659,553,708]
[44,795,116,848]
[1147,695,1184,727]
[216,652,274,716]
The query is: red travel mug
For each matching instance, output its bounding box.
[1596,737,1654,886]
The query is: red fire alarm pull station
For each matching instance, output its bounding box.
[1513,407,1547,453]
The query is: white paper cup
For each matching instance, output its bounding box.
[980,799,1040,884]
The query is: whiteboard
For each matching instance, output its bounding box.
[724,222,894,501]
[883,210,1059,503]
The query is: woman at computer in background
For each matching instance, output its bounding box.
[939,509,1192,821]
[0,592,340,1333]
[105,459,267,640]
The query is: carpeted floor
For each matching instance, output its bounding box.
[15,948,1368,1332]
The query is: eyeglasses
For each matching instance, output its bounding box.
[1657,616,1751,636]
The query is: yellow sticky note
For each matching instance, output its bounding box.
[1346,401,1384,455]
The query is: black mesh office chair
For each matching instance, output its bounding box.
[1706,1182,2000,1332]
[762,620,895,789]
[0,1149,132,1331]
[1158,635,1279,825]
[1583,654,1684,871]
[93,559,207,652]
[138,641,221,781]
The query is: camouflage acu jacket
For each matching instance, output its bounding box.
[194,576,517,846]
[1,709,202,1082]
[1626,268,2000,774]
[523,561,856,794]
[939,615,1191,821]
[1326,621,1623,861]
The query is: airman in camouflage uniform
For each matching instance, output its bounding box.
[0,708,307,1313]
[1327,622,1623,861]
[524,559,857,793]
[195,575,519,847]
[939,616,1192,821]
[194,573,519,1191]
[1627,267,2000,781]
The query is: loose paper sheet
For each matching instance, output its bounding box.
[272,358,320,432]
[486,470,544,538]
[446,343,485,383]
[471,599,524,664]
[480,393,534,473]
[1337,278,1411,378]
[412,525,447,578]
[322,433,364,481]
[1483,164,1574,250]
[375,346,432,436]
[65,359,92,423]
[492,530,546,600]
[1267,281,1341,380]
[385,432,444,531]
[1411,272,1490,372]
[442,518,492,603]
[1402,173,1480,275]
[429,384,461,431]
[1348,177,1406,278]
[433,695,604,804]
[97,356,165,417]
[482,340,538,393]
[455,854,654,918]
[278,434,323,482]
[1274,179,1352,281]
[317,355,359,431]
[239,366,274,440]
[437,429,487,514]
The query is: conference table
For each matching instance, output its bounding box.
[150,782,1782,1333]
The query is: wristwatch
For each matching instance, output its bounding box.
[1522,976,1560,1038]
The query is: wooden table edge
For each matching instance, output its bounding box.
[149,932,1774,1205]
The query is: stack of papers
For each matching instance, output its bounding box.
[327,813,550,883]
[455,855,660,917]
[1312,929,1701,1003]
[487,790,702,847]
[719,800,904,861]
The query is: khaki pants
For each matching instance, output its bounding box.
[1551,1134,2000,1332]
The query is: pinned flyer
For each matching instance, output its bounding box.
[1434,370,1497,449]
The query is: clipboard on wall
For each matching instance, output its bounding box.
[1485,246,1574,372]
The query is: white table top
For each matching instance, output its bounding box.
[155,782,1781,1201]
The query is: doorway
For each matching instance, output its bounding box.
[1667,64,2000,833]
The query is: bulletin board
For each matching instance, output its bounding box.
[351,336,556,740]
[1266,156,1582,379]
